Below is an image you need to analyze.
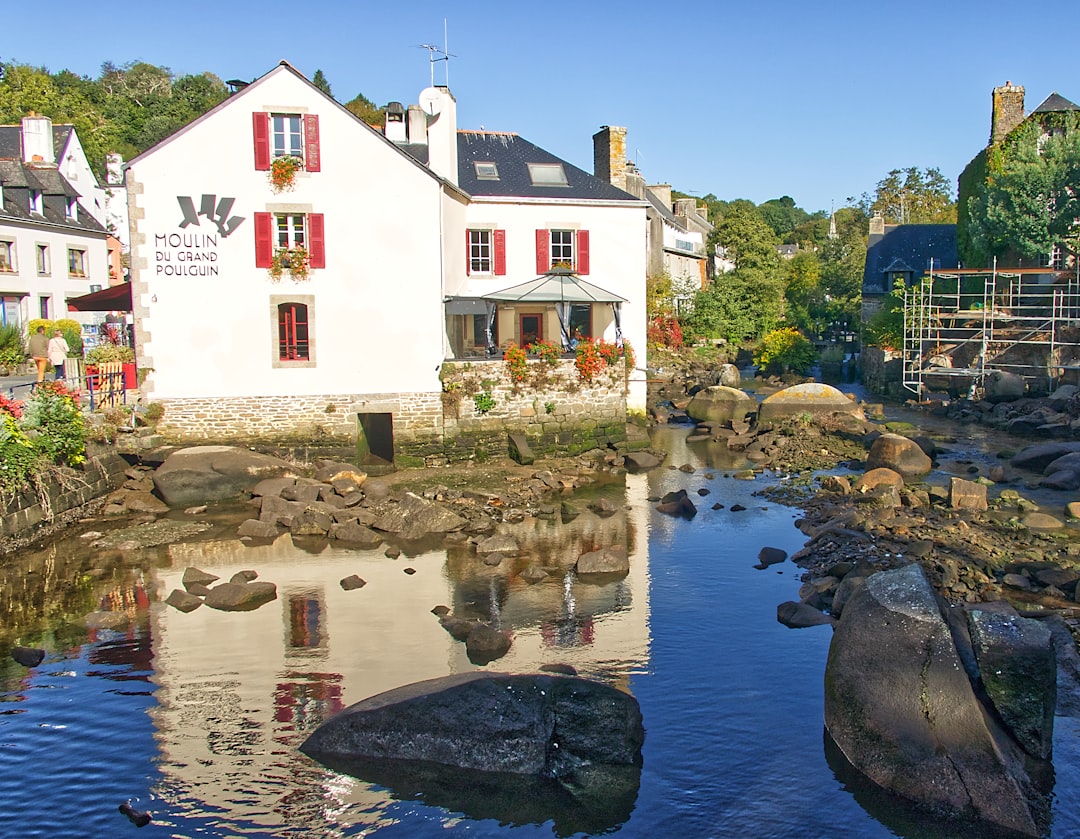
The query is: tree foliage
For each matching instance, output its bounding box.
[709,205,780,273]
[963,116,1080,266]
[345,91,385,125]
[312,69,333,97]
[858,167,956,224]
[684,267,784,344]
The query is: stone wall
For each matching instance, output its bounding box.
[150,358,628,465]
[861,347,906,399]
[0,446,128,543]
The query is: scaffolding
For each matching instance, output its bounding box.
[902,258,1080,397]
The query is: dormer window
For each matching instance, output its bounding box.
[66,198,77,220]
[527,163,568,187]
[474,162,499,180]
[29,190,43,214]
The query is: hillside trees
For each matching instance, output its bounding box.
[859,166,956,224]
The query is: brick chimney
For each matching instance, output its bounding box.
[991,81,1025,145]
[593,125,627,191]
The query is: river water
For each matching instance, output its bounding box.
[1,425,1077,838]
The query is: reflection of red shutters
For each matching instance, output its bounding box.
[308,213,325,268]
[576,230,590,275]
[253,112,271,170]
[303,114,321,172]
[494,229,506,275]
[254,212,273,266]
[535,229,548,274]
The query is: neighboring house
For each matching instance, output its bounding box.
[861,215,958,321]
[958,82,1080,268]
[125,61,648,451]
[592,126,709,314]
[0,115,109,328]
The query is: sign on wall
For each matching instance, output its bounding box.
[153,194,245,277]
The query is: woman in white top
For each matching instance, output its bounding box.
[47,329,70,382]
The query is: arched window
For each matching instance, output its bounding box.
[278,302,309,361]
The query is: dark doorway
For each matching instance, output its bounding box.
[520,313,542,345]
[357,412,394,472]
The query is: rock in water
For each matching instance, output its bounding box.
[11,646,45,667]
[300,672,644,779]
[118,802,151,827]
[824,564,1050,837]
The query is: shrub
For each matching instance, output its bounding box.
[754,327,817,376]
[575,341,606,382]
[0,323,25,373]
[21,381,86,466]
[473,391,496,413]
[528,339,562,364]
[647,315,683,349]
[503,342,528,383]
[144,402,165,424]
[85,344,135,364]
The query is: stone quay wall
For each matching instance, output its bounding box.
[149,359,628,465]
[0,446,129,545]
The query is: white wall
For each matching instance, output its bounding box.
[129,67,447,401]
[0,219,108,326]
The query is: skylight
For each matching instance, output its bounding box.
[527,163,568,187]
[474,162,499,180]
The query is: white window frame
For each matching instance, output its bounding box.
[0,241,14,273]
[274,214,307,250]
[66,197,78,220]
[29,190,43,214]
[550,230,575,268]
[68,247,87,277]
[271,114,304,163]
[474,162,499,180]
[528,163,568,187]
[469,229,493,274]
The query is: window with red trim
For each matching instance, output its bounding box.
[535,229,589,274]
[467,229,506,275]
[255,212,325,270]
[253,112,321,172]
[278,302,309,361]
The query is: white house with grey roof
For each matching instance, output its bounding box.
[125,61,647,458]
[0,115,109,328]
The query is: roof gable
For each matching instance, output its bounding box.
[1032,92,1080,114]
[863,224,958,294]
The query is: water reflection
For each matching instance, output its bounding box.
[142,473,652,833]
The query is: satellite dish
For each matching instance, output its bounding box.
[418,87,443,117]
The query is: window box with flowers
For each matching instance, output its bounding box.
[269,246,310,282]
[269,155,303,193]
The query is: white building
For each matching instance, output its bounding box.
[0,115,110,328]
[126,62,647,454]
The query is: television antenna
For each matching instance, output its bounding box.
[416,20,456,87]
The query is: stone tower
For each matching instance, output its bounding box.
[593,125,627,192]
[990,82,1025,145]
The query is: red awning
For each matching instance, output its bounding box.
[67,283,133,312]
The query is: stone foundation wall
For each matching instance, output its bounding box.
[150,358,628,464]
[0,446,129,543]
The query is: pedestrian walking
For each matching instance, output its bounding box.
[29,326,48,383]
[48,329,70,382]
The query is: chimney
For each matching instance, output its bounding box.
[593,125,627,191]
[869,214,885,236]
[421,86,458,185]
[649,184,672,210]
[407,105,427,145]
[674,198,702,221]
[384,102,407,143]
[991,81,1025,145]
[21,113,55,164]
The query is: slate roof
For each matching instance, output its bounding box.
[0,123,77,162]
[1032,92,1080,114]
[457,131,639,202]
[0,158,105,234]
[862,224,958,295]
[645,189,682,228]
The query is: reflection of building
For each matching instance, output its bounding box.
[147,478,651,831]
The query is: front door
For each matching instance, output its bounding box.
[520,313,542,346]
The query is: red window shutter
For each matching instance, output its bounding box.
[308,213,326,268]
[465,230,471,275]
[494,229,506,275]
[303,114,321,172]
[535,229,548,274]
[254,212,273,267]
[576,230,590,275]
[253,112,271,170]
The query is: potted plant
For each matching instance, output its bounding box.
[268,246,311,282]
[269,155,302,193]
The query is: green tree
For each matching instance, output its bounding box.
[859,167,956,224]
[685,267,784,344]
[709,205,780,273]
[757,195,811,239]
[345,91,384,124]
[312,69,333,97]
[817,206,868,335]
[782,250,823,334]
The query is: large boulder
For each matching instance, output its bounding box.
[153,446,297,507]
[825,564,1050,836]
[685,386,757,424]
[203,580,278,611]
[369,492,467,540]
[865,433,932,477]
[757,383,864,424]
[983,369,1027,403]
[300,672,644,778]
[1011,441,1080,473]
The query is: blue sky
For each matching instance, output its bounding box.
[9,0,1080,214]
